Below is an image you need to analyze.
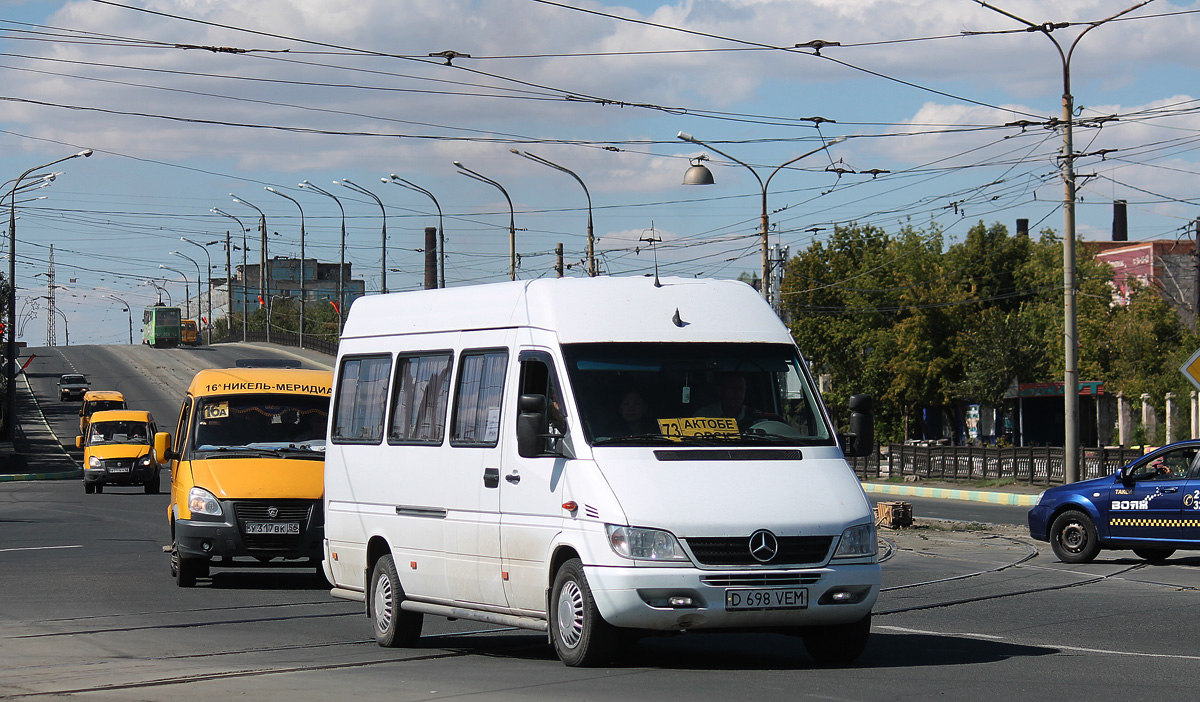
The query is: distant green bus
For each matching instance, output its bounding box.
[143,305,182,348]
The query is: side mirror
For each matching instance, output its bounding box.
[517,394,547,458]
[75,436,83,449]
[846,394,875,458]
[154,431,175,463]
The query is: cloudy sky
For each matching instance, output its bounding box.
[2,0,1199,345]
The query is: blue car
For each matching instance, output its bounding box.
[1028,440,1200,564]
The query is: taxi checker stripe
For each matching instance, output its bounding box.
[1110,518,1200,527]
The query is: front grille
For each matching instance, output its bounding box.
[686,535,833,566]
[701,572,823,587]
[104,459,135,469]
[232,501,317,552]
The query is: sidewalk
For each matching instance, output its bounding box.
[0,373,79,481]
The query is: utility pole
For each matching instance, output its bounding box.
[46,246,55,347]
[225,230,233,336]
[973,0,1155,484]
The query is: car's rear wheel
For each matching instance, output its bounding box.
[1049,510,1100,564]
[550,558,618,667]
[800,612,872,665]
[370,554,422,647]
[1132,547,1175,563]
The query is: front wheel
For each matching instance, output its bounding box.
[370,554,422,647]
[171,543,208,587]
[1049,510,1100,564]
[84,483,94,495]
[800,612,872,665]
[550,558,618,667]
[144,472,160,494]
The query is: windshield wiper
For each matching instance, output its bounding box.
[592,434,683,446]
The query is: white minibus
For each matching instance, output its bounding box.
[324,276,879,666]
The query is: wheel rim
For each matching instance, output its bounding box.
[373,572,393,635]
[1059,520,1087,553]
[556,579,585,649]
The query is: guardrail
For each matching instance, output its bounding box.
[849,444,1144,485]
[216,330,337,357]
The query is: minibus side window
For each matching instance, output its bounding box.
[518,353,568,455]
[332,355,392,444]
[450,350,508,447]
[388,352,452,445]
[174,398,191,455]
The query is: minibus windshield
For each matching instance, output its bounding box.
[562,342,834,447]
[89,421,151,446]
[192,394,329,456]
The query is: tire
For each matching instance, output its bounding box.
[1132,547,1175,563]
[801,612,872,665]
[94,484,103,494]
[84,483,94,495]
[144,472,160,494]
[550,558,618,667]
[370,555,422,647]
[1049,510,1100,564]
[171,543,206,587]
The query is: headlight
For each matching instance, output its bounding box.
[88,455,103,468]
[606,525,689,561]
[188,487,223,517]
[137,455,154,468]
[1035,490,1045,506]
[833,522,877,558]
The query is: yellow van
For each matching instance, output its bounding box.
[157,365,332,587]
[78,409,160,494]
[79,390,127,436]
[181,319,200,346]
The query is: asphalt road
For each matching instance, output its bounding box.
[3,344,1199,701]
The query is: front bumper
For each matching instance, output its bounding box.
[1028,504,1051,542]
[84,463,157,486]
[175,498,323,563]
[585,562,880,631]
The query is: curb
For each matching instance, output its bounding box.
[862,482,1041,507]
[0,469,82,482]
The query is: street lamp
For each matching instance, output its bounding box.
[971,0,1154,483]
[299,181,347,326]
[453,161,516,281]
[107,294,133,344]
[159,265,191,317]
[340,179,388,294]
[677,132,844,306]
[5,148,91,441]
[170,251,202,324]
[230,194,268,325]
[49,305,68,347]
[510,150,596,277]
[180,237,214,344]
[385,175,444,288]
[265,187,307,349]
[212,207,249,340]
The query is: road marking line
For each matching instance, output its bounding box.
[877,624,1200,659]
[0,545,83,553]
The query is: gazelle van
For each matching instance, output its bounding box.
[323,276,878,666]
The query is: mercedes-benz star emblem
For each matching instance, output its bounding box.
[748,529,778,563]
[267,506,279,519]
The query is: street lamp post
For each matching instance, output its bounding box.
[453,161,516,281]
[49,306,68,346]
[386,176,444,288]
[212,207,249,340]
[230,194,268,331]
[299,181,347,326]
[510,150,597,277]
[5,149,91,441]
[265,187,307,349]
[159,265,191,318]
[107,294,133,344]
[677,132,844,306]
[170,251,202,325]
[972,0,1154,483]
[180,237,214,344]
[340,179,388,294]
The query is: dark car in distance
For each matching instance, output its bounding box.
[58,374,90,402]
